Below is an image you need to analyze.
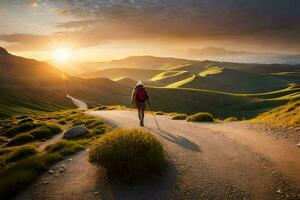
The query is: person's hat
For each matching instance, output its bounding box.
[136,80,143,86]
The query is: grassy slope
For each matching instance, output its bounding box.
[252,100,300,126]
[147,86,257,118]
[82,68,164,81]
[182,68,289,93]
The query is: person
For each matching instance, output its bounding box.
[131,81,150,126]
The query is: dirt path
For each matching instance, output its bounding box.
[15,110,300,200]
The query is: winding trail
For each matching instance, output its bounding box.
[67,95,88,110]
[15,110,300,200]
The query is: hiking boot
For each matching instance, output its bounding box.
[140,120,144,127]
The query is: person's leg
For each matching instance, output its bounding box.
[140,103,146,126]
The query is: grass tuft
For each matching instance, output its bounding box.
[171,113,188,120]
[223,117,238,122]
[6,133,34,146]
[46,140,84,156]
[89,128,166,182]
[187,112,215,122]
[2,122,37,138]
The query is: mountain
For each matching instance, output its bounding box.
[188,47,300,64]
[189,47,255,57]
[0,47,131,117]
[69,56,193,75]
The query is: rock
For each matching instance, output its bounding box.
[276,189,283,194]
[94,191,99,194]
[297,143,300,148]
[61,164,67,168]
[68,158,72,162]
[59,168,65,173]
[63,125,90,139]
[294,127,300,131]
[48,170,55,174]
[43,180,48,184]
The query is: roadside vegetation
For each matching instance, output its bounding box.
[252,99,300,126]
[187,112,215,122]
[89,128,166,182]
[0,109,109,199]
[171,113,188,120]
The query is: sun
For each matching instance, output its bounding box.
[53,48,71,64]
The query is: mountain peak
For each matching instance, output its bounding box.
[0,47,9,56]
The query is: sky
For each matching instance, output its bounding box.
[0,0,300,62]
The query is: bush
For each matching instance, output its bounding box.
[155,111,164,115]
[2,122,37,137]
[223,117,238,122]
[29,126,58,140]
[6,133,34,146]
[171,113,188,120]
[6,146,37,163]
[46,140,84,156]
[89,128,166,182]
[187,112,214,122]
[91,125,106,135]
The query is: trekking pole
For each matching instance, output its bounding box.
[147,100,160,129]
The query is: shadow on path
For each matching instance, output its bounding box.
[146,127,201,152]
[95,157,178,200]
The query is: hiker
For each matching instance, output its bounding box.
[131,81,150,126]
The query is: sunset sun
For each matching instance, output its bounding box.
[53,48,71,63]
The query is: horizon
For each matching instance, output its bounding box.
[1,1,300,63]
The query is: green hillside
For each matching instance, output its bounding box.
[82,68,163,81]
[252,100,300,126]
[1,49,299,119]
[0,48,132,117]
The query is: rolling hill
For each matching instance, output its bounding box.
[1,48,299,119]
[0,47,132,117]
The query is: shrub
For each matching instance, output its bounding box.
[29,126,58,140]
[2,122,37,137]
[0,152,63,199]
[6,145,37,163]
[6,133,34,146]
[91,125,106,135]
[223,117,238,122]
[89,128,166,182]
[187,112,214,122]
[44,123,62,134]
[155,111,164,115]
[171,113,188,120]
[46,140,84,156]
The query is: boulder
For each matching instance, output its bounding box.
[63,125,90,139]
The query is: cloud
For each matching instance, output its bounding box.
[1,0,300,53]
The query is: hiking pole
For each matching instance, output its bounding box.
[147,100,160,129]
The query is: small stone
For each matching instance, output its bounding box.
[61,164,67,168]
[94,191,99,194]
[48,170,55,174]
[68,158,72,162]
[297,143,300,148]
[59,168,65,173]
[276,189,283,194]
[43,180,48,184]
[294,127,300,131]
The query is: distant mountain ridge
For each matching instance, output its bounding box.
[188,47,300,64]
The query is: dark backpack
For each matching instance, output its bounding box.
[135,87,147,102]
